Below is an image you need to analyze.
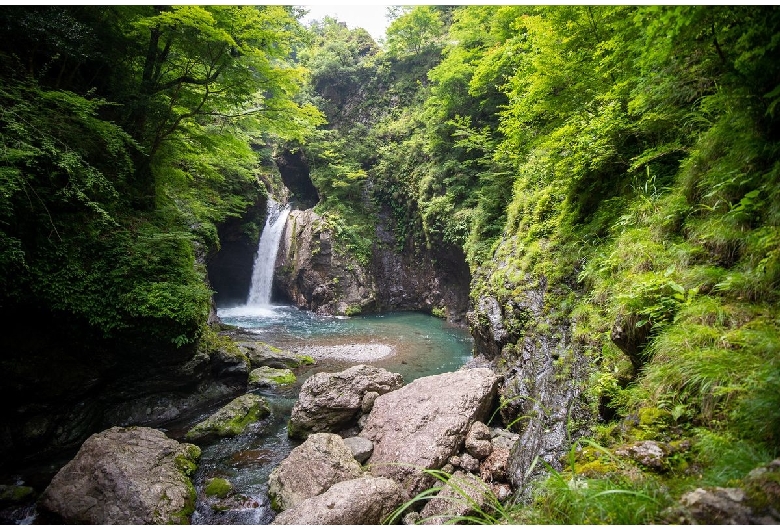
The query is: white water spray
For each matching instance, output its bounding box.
[247,199,290,306]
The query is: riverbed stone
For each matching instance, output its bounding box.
[362,391,380,413]
[239,341,315,369]
[38,426,200,524]
[419,471,492,525]
[271,477,406,525]
[343,436,374,464]
[465,421,492,460]
[185,394,269,442]
[267,433,363,512]
[248,367,296,389]
[288,364,404,439]
[361,368,500,497]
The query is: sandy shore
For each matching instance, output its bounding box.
[294,343,395,362]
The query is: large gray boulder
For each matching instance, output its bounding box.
[272,477,406,525]
[38,426,200,524]
[361,368,500,497]
[268,433,363,512]
[288,364,403,439]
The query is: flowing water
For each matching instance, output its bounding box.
[247,200,290,306]
[189,306,474,524]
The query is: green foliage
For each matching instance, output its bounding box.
[0,6,320,354]
[385,6,444,58]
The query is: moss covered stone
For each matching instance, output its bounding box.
[0,484,35,505]
[185,394,270,442]
[204,477,233,499]
[248,366,296,389]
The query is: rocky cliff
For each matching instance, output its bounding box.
[467,238,596,494]
[272,206,471,321]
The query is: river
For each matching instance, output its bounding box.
[187,304,473,524]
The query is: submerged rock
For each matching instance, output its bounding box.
[0,485,35,506]
[267,433,363,512]
[185,394,270,442]
[361,368,500,497]
[38,426,200,524]
[287,364,403,439]
[271,477,406,525]
[204,477,233,499]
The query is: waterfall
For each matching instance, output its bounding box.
[247,199,291,306]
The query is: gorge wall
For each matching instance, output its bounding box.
[271,203,471,322]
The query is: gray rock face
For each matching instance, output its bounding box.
[274,207,471,321]
[38,426,200,524]
[275,209,376,315]
[419,471,491,525]
[267,433,363,512]
[271,477,406,525]
[468,270,595,494]
[343,436,374,464]
[361,368,500,497]
[288,364,403,439]
[185,394,270,442]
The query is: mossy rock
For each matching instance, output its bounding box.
[0,484,35,505]
[622,407,674,441]
[743,459,780,513]
[204,477,233,499]
[574,458,620,477]
[185,394,270,442]
[174,444,201,477]
[568,446,620,477]
[248,366,296,388]
[240,341,315,369]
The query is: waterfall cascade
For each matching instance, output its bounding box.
[247,199,291,306]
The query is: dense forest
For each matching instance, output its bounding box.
[1,5,779,523]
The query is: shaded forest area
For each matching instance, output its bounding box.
[2,5,780,523]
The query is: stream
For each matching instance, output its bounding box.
[186,304,473,524]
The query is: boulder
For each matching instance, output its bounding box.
[614,440,666,470]
[239,342,315,369]
[248,367,296,389]
[288,364,403,439]
[38,426,200,524]
[268,433,362,512]
[343,436,374,464]
[480,447,510,483]
[362,391,380,413]
[361,368,500,497]
[271,477,406,525]
[419,471,492,525]
[185,394,270,442]
[663,458,780,524]
[210,341,250,380]
[465,421,492,460]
